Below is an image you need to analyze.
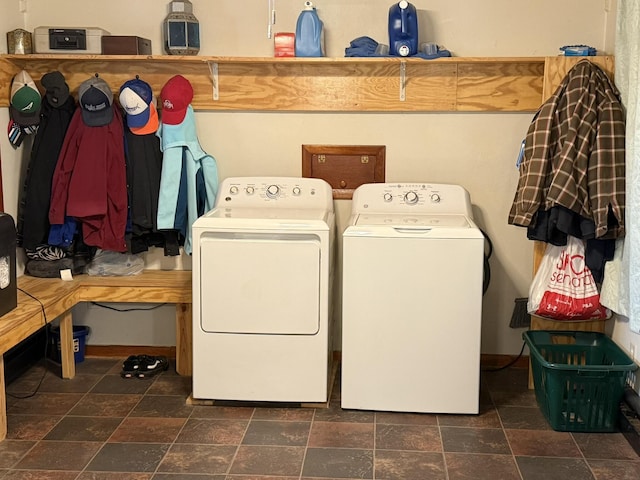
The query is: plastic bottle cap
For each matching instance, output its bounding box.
[399,1,409,9]
[304,1,314,9]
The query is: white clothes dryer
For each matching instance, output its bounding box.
[341,182,484,414]
[192,177,335,403]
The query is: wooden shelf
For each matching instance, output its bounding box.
[0,54,613,113]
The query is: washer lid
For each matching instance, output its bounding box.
[353,213,473,228]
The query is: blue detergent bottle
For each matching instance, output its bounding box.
[295,1,325,57]
[388,1,419,57]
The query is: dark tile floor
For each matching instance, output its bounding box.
[2,358,639,479]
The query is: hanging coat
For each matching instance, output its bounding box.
[17,95,76,250]
[156,105,218,254]
[49,106,128,252]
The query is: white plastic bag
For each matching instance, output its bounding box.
[86,249,144,276]
[527,236,610,321]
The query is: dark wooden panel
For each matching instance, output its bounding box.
[302,145,385,199]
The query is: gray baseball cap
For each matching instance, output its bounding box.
[78,75,113,127]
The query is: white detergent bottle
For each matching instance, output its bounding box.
[295,1,325,57]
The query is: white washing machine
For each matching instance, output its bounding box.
[192,177,335,403]
[341,182,484,414]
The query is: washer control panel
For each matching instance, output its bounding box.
[352,183,473,216]
[215,177,333,210]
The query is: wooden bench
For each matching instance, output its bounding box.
[0,270,192,440]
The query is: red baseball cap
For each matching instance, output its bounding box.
[160,75,193,125]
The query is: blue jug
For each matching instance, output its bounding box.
[295,1,325,57]
[388,1,418,57]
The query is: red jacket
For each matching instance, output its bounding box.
[49,107,128,252]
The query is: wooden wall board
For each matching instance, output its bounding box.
[0,54,563,113]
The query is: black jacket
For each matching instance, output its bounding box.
[17,95,76,250]
[124,128,180,256]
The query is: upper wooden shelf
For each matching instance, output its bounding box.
[0,54,613,113]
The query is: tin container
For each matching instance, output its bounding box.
[7,29,33,54]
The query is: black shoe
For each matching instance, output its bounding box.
[135,355,169,378]
[121,355,142,378]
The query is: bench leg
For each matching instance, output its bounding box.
[0,356,6,440]
[175,303,192,376]
[59,310,76,379]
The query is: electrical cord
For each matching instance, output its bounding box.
[482,340,526,372]
[90,302,167,312]
[479,228,493,295]
[9,288,50,399]
[475,229,526,372]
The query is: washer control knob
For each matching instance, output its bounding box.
[229,185,239,195]
[404,191,419,205]
[292,186,301,196]
[430,193,441,203]
[246,186,255,195]
[383,193,393,202]
[266,184,280,198]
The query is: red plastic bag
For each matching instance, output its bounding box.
[527,236,610,321]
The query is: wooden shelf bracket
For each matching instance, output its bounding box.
[207,61,219,101]
[399,60,406,101]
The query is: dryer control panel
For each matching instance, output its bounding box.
[215,177,333,210]
[351,183,473,216]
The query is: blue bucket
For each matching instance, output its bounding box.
[49,325,90,363]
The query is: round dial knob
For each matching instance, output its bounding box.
[245,186,255,195]
[266,184,280,198]
[292,186,301,196]
[229,185,239,195]
[430,193,441,203]
[383,193,393,202]
[404,191,419,205]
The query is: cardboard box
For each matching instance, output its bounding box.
[102,36,152,55]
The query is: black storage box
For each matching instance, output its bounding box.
[0,213,17,318]
[101,36,152,55]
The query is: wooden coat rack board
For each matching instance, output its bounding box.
[527,55,615,387]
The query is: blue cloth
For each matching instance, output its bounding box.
[156,105,218,254]
[345,36,451,59]
[48,216,77,248]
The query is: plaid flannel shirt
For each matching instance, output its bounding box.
[508,60,625,239]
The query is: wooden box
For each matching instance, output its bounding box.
[302,145,386,199]
[101,36,152,55]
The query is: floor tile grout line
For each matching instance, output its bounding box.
[75,357,154,477]
[373,411,377,480]
[297,407,316,480]
[491,381,526,480]
[148,367,199,478]
[436,412,451,480]
[222,401,259,477]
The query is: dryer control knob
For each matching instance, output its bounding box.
[246,186,255,195]
[292,186,301,196]
[266,184,280,198]
[229,186,239,195]
[430,193,441,203]
[404,191,419,205]
[383,193,393,202]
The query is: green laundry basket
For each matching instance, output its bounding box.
[523,330,637,432]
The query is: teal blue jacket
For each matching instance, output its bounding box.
[156,106,218,254]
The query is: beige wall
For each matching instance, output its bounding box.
[1,0,614,354]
